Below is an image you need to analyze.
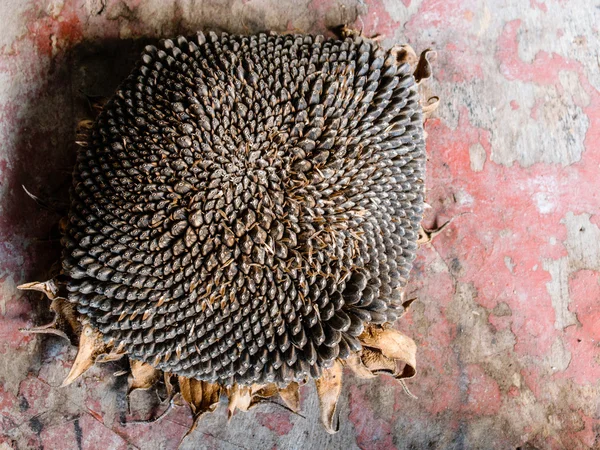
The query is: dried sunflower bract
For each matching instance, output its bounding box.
[20,30,435,434]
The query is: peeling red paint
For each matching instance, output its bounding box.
[497,19,583,87]
[24,1,84,58]
[560,270,600,385]
[351,0,399,39]
[405,0,468,31]
[530,0,548,13]
[256,411,293,435]
[462,365,501,415]
[348,384,396,450]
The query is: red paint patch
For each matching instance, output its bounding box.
[24,1,83,58]
[461,365,501,415]
[348,384,397,450]
[497,19,581,86]
[256,411,293,435]
[530,0,548,12]
[406,0,467,29]
[351,0,399,39]
[557,270,600,384]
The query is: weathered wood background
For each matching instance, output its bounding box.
[0,0,598,449]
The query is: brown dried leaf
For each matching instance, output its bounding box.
[227,384,252,419]
[53,298,83,339]
[422,96,440,119]
[178,377,221,417]
[359,327,417,379]
[20,318,69,341]
[417,221,450,245]
[249,383,278,408]
[18,280,58,299]
[61,323,107,387]
[164,372,175,398]
[344,352,376,379]
[178,376,222,438]
[392,44,418,66]
[278,382,300,412]
[95,350,125,363]
[252,383,278,399]
[128,360,160,392]
[414,49,435,84]
[360,348,396,375]
[315,360,343,434]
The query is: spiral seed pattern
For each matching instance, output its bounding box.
[61,32,425,386]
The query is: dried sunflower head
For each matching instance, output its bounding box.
[20,30,434,434]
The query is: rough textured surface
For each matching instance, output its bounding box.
[0,0,599,449]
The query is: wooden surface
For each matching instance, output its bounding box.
[0,0,599,449]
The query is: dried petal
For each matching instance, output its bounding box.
[20,318,69,341]
[359,327,416,379]
[414,49,435,83]
[344,352,376,379]
[50,298,82,339]
[422,96,440,119]
[315,360,343,434]
[227,384,252,418]
[95,350,125,363]
[164,372,175,398]
[278,382,300,412]
[18,280,58,299]
[178,376,221,436]
[360,348,396,374]
[392,44,418,65]
[129,360,160,392]
[249,383,279,408]
[61,323,107,386]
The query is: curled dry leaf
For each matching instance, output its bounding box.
[248,383,278,408]
[18,280,82,342]
[18,280,58,299]
[61,323,107,387]
[227,384,252,419]
[20,317,69,341]
[164,372,175,398]
[414,49,435,84]
[402,297,416,313]
[278,382,300,412]
[360,348,397,375]
[422,96,440,119]
[359,326,417,379]
[392,44,418,65]
[179,377,222,416]
[95,351,125,364]
[315,360,343,434]
[178,376,222,437]
[129,360,161,392]
[344,352,376,379]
